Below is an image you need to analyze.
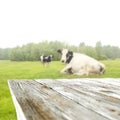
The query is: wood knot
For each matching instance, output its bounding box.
[109,109,116,112]
[118,113,120,116]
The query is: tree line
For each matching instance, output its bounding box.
[0,40,120,61]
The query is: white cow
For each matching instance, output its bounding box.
[57,49,105,76]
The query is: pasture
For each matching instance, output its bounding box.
[0,60,120,120]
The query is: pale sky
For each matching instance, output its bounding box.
[0,0,120,48]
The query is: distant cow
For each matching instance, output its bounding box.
[57,48,105,76]
[40,55,53,66]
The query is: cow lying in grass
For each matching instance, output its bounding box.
[57,49,105,76]
[40,55,53,66]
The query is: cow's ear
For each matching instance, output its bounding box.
[68,51,73,56]
[57,49,62,54]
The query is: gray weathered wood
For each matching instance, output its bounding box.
[8,78,120,120]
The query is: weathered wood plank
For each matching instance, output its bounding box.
[36,78,120,120]
[8,79,120,120]
[8,80,61,120]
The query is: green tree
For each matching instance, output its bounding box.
[95,41,105,60]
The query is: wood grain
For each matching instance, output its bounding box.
[8,78,120,120]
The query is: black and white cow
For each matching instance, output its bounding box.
[57,49,105,76]
[40,55,53,66]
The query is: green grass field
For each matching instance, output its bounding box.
[0,60,120,120]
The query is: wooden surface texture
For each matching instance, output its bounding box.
[8,78,120,120]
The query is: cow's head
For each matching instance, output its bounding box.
[57,49,73,63]
[49,55,53,59]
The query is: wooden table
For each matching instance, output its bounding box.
[8,78,120,120]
